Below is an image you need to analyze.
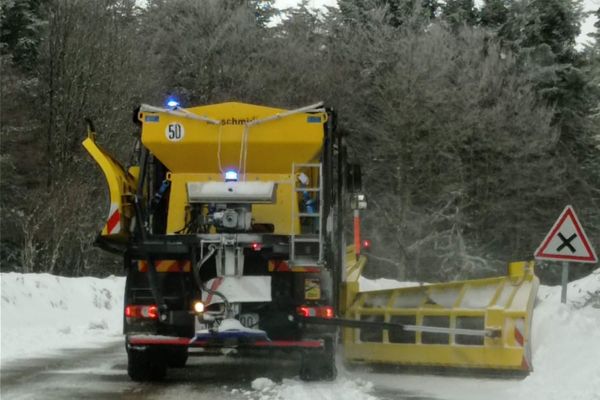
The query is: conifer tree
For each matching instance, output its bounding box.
[0,0,45,69]
[338,0,439,27]
[479,0,509,28]
[441,0,478,27]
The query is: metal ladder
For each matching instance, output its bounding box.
[290,163,323,265]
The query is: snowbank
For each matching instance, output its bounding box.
[509,269,600,400]
[1,272,125,364]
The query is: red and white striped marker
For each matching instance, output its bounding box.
[106,203,121,235]
[514,318,532,371]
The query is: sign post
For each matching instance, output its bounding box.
[561,261,569,304]
[534,205,597,304]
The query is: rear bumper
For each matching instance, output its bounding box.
[127,335,324,349]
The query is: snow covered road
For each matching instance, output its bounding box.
[2,270,599,399]
[0,341,425,400]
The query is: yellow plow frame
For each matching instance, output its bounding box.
[82,134,137,241]
[341,253,539,372]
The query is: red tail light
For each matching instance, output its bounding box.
[251,242,263,251]
[362,239,371,249]
[125,305,159,320]
[146,305,159,319]
[297,306,311,317]
[296,305,334,319]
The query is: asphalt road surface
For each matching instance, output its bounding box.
[1,340,436,400]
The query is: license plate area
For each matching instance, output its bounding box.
[239,313,259,329]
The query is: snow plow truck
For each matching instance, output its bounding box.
[84,101,539,382]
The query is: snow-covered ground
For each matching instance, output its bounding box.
[1,269,599,400]
[0,272,125,363]
[235,376,377,400]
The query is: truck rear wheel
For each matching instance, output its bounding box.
[127,348,167,381]
[167,347,188,368]
[300,337,337,381]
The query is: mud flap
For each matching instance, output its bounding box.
[82,136,136,243]
[300,336,337,381]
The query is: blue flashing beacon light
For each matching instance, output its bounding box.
[225,170,238,182]
[166,97,180,109]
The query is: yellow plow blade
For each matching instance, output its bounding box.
[341,257,539,372]
[82,135,137,242]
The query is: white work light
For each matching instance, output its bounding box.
[225,170,239,182]
[193,301,205,314]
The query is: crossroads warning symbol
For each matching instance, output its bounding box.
[534,205,597,263]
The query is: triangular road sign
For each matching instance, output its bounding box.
[534,205,597,263]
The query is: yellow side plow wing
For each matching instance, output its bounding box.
[341,258,539,372]
[82,135,136,242]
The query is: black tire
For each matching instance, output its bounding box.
[167,347,188,368]
[127,348,167,381]
[300,337,337,381]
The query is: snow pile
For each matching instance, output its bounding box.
[358,276,421,291]
[507,269,600,400]
[1,272,125,363]
[242,376,376,400]
[251,377,277,391]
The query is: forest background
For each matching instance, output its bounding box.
[1,0,599,283]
